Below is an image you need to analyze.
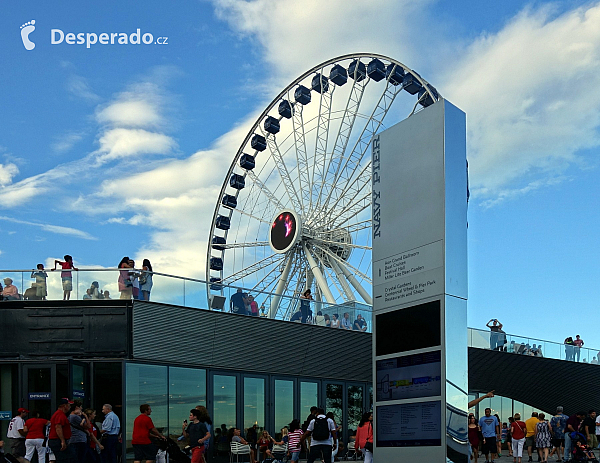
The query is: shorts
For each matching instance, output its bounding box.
[552,437,564,448]
[10,438,26,457]
[133,443,158,461]
[526,435,535,447]
[290,451,300,461]
[482,436,497,455]
[62,277,73,291]
[36,283,47,297]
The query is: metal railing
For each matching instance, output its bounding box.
[468,327,599,364]
[0,268,372,332]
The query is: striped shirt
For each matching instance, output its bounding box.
[288,429,303,452]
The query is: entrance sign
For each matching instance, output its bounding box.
[373,100,468,462]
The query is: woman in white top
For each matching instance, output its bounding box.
[330,313,341,329]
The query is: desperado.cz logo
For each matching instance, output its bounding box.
[20,19,168,50]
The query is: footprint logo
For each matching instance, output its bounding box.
[20,20,36,51]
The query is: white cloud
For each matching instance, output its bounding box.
[0,163,19,186]
[67,75,100,102]
[97,99,162,128]
[96,128,177,163]
[0,216,97,240]
[52,133,84,153]
[442,3,600,198]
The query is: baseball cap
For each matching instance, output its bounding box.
[557,406,564,412]
[17,408,29,413]
[59,398,74,405]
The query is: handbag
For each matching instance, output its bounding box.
[124,278,133,287]
[364,423,373,451]
[139,273,148,285]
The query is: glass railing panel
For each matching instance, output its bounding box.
[181,278,208,309]
[468,328,490,349]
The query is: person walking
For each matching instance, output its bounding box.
[7,407,28,463]
[132,404,166,463]
[479,407,500,463]
[525,412,539,462]
[511,413,527,463]
[99,404,120,463]
[182,409,209,463]
[48,398,76,463]
[24,410,49,463]
[549,406,567,462]
[468,415,481,463]
[534,413,552,463]
[355,412,373,463]
[301,407,337,463]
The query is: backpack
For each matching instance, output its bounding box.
[312,417,330,441]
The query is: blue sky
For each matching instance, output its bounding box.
[0,0,598,345]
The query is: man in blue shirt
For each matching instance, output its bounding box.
[550,406,568,462]
[479,408,500,463]
[230,288,247,315]
[100,404,121,463]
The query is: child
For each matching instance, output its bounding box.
[52,255,78,300]
[31,264,48,300]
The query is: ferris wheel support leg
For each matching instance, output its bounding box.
[330,259,356,302]
[302,243,335,304]
[269,255,293,319]
[337,260,373,305]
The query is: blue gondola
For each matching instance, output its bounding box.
[329,64,347,86]
[264,116,280,134]
[402,72,423,95]
[251,134,267,152]
[211,236,226,251]
[215,215,230,230]
[294,85,311,105]
[311,73,329,94]
[278,100,292,119]
[221,194,237,208]
[348,60,366,81]
[240,153,255,170]
[229,173,245,190]
[209,257,223,271]
[367,58,386,82]
[386,64,405,86]
[209,277,223,290]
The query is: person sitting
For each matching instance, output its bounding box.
[23,284,40,301]
[256,430,273,461]
[314,311,327,326]
[229,427,256,463]
[2,278,20,300]
[290,310,302,322]
[353,314,367,331]
[83,288,94,300]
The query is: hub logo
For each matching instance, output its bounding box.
[20,19,36,50]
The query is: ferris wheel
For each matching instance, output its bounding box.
[206,53,441,319]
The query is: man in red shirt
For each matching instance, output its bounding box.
[47,398,75,463]
[132,404,166,463]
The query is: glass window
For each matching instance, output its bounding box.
[501,396,513,424]
[244,377,265,434]
[168,367,206,440]
[213,375,237,431]
[274,379,294,433]
[347,385,363,436]
[27,367,52,419]
[300,382,318,424]
[326,383,343,430]
[125,363,168,452]
[368,385,373,412]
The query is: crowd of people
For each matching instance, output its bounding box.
[469,405,600,463]
[2,399,121,463]
[486,320,597,363]
[2,401,373,463]
[229,287,369,331]
[0,255,154,303]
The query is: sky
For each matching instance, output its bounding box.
[0,0,599,346]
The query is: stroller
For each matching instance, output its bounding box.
[155,436,191,463]
[570,432,599,462]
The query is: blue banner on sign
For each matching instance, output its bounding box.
[0,411,11,420]
[28,392,51,400]
[73,390,85,398]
